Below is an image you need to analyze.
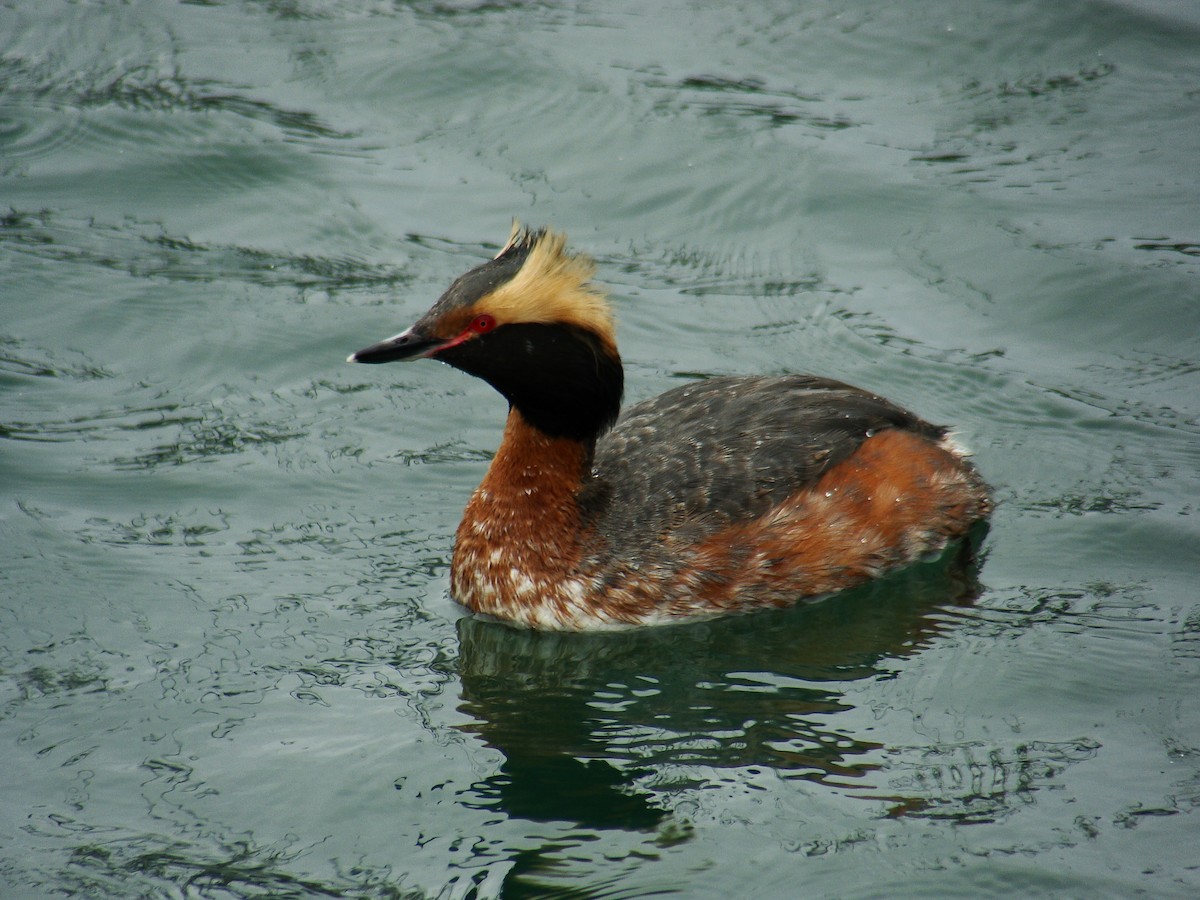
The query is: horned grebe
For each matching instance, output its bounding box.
[349,225,991,630]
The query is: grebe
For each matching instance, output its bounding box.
[349,225,991,630]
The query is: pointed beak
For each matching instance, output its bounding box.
[347,326,447,364]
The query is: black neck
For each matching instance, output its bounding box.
[437,323,624,442]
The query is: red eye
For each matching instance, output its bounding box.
[470,313,497,334]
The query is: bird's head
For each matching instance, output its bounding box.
[350,224,623,441]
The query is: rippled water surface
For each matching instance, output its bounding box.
[3,1,1199,896]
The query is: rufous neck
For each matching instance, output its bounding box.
[480,408,594,497]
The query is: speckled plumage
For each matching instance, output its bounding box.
[351,226,991,630]
[583,374,942,550]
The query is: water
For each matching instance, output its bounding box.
[3,0,1198,896]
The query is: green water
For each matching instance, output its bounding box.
[3,1,1198,896]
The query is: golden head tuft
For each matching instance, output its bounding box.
[482,224,617,353]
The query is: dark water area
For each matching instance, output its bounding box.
[3,0,1198,896]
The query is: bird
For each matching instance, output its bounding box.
[348,224,991,630]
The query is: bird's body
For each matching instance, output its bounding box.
[350,226,991,630]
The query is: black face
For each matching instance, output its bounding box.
[350,228,622,441]
[439,322,624,442]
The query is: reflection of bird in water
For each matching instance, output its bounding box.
[350,225,990,630]
[453,548,986,833]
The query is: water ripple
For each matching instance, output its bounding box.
[0,34,353,143]
[109,408,304,471]
[1,402,196,445]
[0,335,113,382]
[0,210,411,292]
[648,73,856,132]
[863,736,1102,824]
